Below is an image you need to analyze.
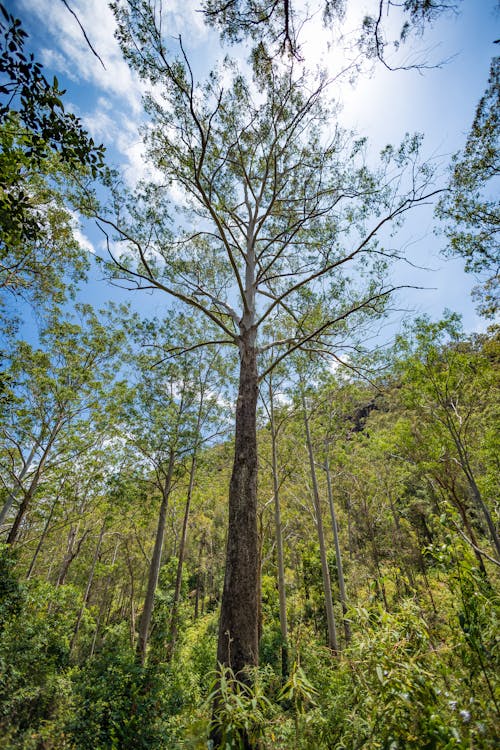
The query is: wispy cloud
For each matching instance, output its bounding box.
[69,211,96,255]
[19,0,143,114]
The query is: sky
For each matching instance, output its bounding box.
[7,0,500,339]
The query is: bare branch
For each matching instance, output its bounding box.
[60,0,106,68]
[256,188,443,328]
[95,220,238,341]
[258,285,415,381]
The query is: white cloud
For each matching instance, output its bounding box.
[19,0,143,114]
[82,108,116,142]
[82,104,159,187]
[69,211,96,255]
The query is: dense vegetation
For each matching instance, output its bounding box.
[0,1,498,748]
[1,308,498,748]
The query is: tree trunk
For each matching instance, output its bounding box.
[0,441,38,527]
[167,450,197,658]
[448,420,500,559]
[57,524,89,586]
[212,333,259,750]
[136,448,175,664]
[216,334,259,677]
[90,538,120,657]
[26,497,57,580]
[301,389,338,654]
[324,455,351,646]
[70,519,106,653]
[194,536,204,619]
[6,420,62,545]
[269,378,289,678]
[467,474,500,560]
[7,489,33,545]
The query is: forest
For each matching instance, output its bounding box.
[0,0,498,748]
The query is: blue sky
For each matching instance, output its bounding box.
[7,0,500,337]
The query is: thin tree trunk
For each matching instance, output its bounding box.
[58,523,79,586]
[216,334,259,676]
[167,449,197,658]
[467,474,500,560]
[269,378,289,678]
[124,542,137,647]
[90,538,120,657]
[7,419,62,545]
[7,488,33,545]
[194,536,204,619]
[346,495,354,561]
[70,519,106,653]
[301,389,338,654]
[387,491,416,590]
[448,421,500,559]
[136,448,175,665]
[324,455,351,646]
[26,497,57,580]
[453,487,489,578]
[57,524,90,586]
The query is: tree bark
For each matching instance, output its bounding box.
[446,415,500,559]
[57,524,89,586]
[6,418,62,545]
[216,334,259,677]
[70,519,106,653]
[0,441,38,527]
[90,538,120,657]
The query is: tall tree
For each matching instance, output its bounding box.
[396,315,500,560]
[106,1,439,714]
[0,305,124,543]
[300,382,338,652]
[117,312,229,663]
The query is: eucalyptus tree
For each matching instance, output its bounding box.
[166,339,230,657]
[396,315,500,561]
[437,55,499,318]
[260,370,292,678]
[0,305,125,544]
[106,0,439,689]
[299,380,338,652]
[201,0,460,63]
[118,312,231,663]
[0,119,91,309]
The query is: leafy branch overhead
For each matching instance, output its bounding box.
[202,0,461,63]
[437,55,500,318]
[0,2,104,262]
[0,3,103,170]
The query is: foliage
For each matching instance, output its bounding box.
[0,3,106,322]
[0,1,498,747]
[201,0,460,62]
[0,3,104,250]
[0,565,79,749]
[437,56,500,317]
[68,629,167,750]
[208,664,274,749]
